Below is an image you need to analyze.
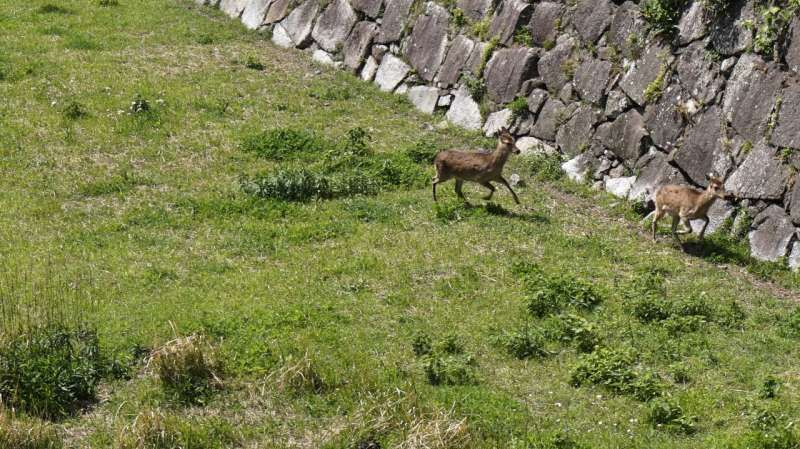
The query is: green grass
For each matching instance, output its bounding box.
[1,0,800,447]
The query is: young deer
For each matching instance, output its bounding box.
[432,127,522,204]
[651,173,728,244]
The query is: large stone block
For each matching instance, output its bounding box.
[710,0,754,56]
[241,0,271,29]
[220,0,248,18]
[405,3,450,82]
[446,86,483,130]
[574,57,612,104]
[281,0,320,48]
[343,21,378,72]
[271,23,293,48]
[643,83,688,152]
[352,0,382,18]
[770,84,800,150]
[677,1,707,45]
[408,85,440,114]
[538,37,575,94]
[749,205,797,261]
[528,2,563,47]
[556,105,598,157]
[595,109,647,163]
[790,174,800,225]
[572,0,614,44]
[488,0,532,46]
[312,0,358,52]
[484,47,539,104]
[725,141,790,200]
[619,41,673,107]
[690,200,735,236]
[676,41,724,104]
[264,0,290,23]
[607,1,645,55]
[787,17,800,75]
[670,106,732,186]
[374,54,410,92]
[531,98,566,142]
[436,34,476,87]
[628,148,685,202]
[722,54,784,143]
[376,0,414,43]
[457,0,492,21]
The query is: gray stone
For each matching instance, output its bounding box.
[438,94,453,107]
[556,105,598,157]
[517,136,557,156]
[605,89,631,119]
[464,41,489,77]
[722,54,784,143]
[606,176,636,199]
[484,47,539,104]
[527,89,548,116]
[457,0,492,21]
[528,2,563,47]
[220,0,248,18]
[312,0,358,52]
[771,84,800,150]
[312,49,336,66]
[408,85,440,114]
[749,205,797,261]
[538,37,575,94]
[242,0,271,29]
[562,153,593,183]
[271,23,293,48]
[643,83,688,152]
[371,44,388,62]
[574,57,612,104]
[671,106,733,186]
[446,86,483,130]
[786,17,800,75]
[677,1,708,45]
[352,0,382,18]
[437,35,476,87]
[343,21,378,72]
[281,0,319,48]
[790,174,800,224]
[619,41,672,106]
[264,0,290,23]
[489,0,532,46]
[361,55,379,81]
[628,148,686,202]
[725,142,790,200]
[484,109,513,137]
[531,98,566,142]
[676,41,725,104]
[374,54,410,92]
[395,83,409,95]
[710,0,754,56]
[690,200,735,236]
[789,241,800,271]
[720,56,737,74]
[596,109,647,163]
[405,3,450,82]
[607,1,646,56]
[376,0,414,43]
[573,0,614,44]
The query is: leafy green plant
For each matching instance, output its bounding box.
[641,0,688,35]
[244,55,265,71]
[647,398,697,434]
[403,138,439,164]
[522,153,564,182]
[413,335,478,386]
[569,347,663,401]
[62,101,87,120]
[241,128,324,160]
[498,324,549,359]
[760,376,782,399]
[551,314,600,353]
[508,96,528,122]
[519,265,603,318]
[643,63,669,104]
[0,326,106,419]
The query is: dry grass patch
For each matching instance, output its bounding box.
[0,412,62,449]
[147,334,224,404]
[267,351,327,395]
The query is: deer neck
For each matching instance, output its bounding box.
[490,144,512,168]
[696,189,719,214]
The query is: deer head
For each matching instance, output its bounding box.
[498,127,521,155]
[705,172,727,200]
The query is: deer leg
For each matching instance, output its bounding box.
[670,215,683,246]
[432,180,439,202]
[454,179,466,201]
[652,209,662,241]
[677,216,692,235]
[698,217,710,241]
[499,177,520,204]
[480,182,496,200]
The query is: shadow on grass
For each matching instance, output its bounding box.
[681,236,788,281]
[483,202,550,224]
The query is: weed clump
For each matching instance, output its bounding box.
[497,324,549,359]
[743,408,800,449]
[62,101,88,120]
[522,153,564,182]
[244,55,265,71]
[270,352,327,395]
[0,414,62,449]
[646,398,697,434]
[641,0,687,35]
[241,128,323,160]
[514,264,602,318]
[129,95,151,114]
[0,326,106,419]
[147,335,223,405]
[569,347,663,401]
[403,138,439,164]
[412,334,477,386]
[549,313,600,353]
[116,409,241,449]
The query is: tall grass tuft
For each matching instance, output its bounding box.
[0,412,62,449]
[147,333,224,405]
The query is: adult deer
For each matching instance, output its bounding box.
[432,127,522,204]
[651,173,728,244]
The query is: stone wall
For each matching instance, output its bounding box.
[200,0,800,270]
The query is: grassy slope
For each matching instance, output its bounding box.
[1,1,799,448]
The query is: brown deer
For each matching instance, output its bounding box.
[651,173,728,244]
[432,127,522,204]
